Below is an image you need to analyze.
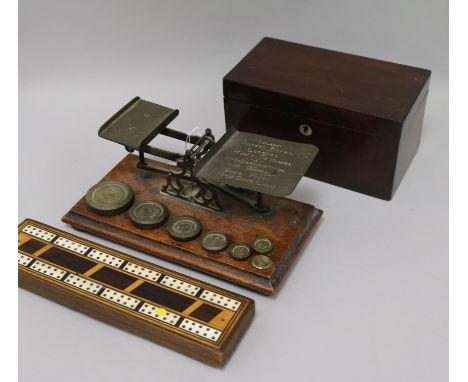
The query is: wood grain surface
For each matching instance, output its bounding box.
[62,154,323,295]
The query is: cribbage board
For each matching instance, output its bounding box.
[18,219,254,367]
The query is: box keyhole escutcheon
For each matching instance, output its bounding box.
[299,124,313,136]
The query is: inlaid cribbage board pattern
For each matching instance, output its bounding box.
[18,220,253,356]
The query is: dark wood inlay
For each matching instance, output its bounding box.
[134,300,144,311]
[90,267,137,290]
[39,247,96,274]
[175,316,185,327]
[19,239,46,255]
[156,273,166,284]
[132,282,195,312]
[189,303,222,322]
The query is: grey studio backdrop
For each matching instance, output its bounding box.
[18,1,448,381]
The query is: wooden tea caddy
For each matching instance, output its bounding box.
[224,37,431,200]
[63,97,323,295]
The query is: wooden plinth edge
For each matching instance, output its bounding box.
[62,207,322,295]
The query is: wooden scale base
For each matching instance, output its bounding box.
[63,154,323,295]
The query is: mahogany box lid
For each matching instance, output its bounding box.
[223,37,431,127]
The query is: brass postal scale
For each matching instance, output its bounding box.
[63,97,323,295]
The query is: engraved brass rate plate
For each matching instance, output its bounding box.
[194,128,319,197]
